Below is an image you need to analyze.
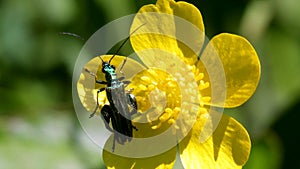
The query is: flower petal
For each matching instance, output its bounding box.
[179,112,251,168]
[130,0,205,65]
[198,33,261,107]
[103,135,176,169]
[77,55,146,114]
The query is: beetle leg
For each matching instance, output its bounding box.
[95,80,107,84]
[112,135,116,152]
[84,68,107,84]
[119,57,127,77]
[118,77,130,87]
[118,76,125,81]
[89,87,106,118]
[132,125,138,131]
[122,80,130,86]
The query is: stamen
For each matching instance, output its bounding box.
[199,80,210,90]
[141,76,151,83]
[138,84,147,91]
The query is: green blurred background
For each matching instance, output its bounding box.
[0,0,299,168]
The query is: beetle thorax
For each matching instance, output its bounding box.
[102,62,118,85]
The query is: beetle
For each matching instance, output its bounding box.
[84,24,145,151]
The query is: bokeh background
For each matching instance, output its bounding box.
[1,0,299,168]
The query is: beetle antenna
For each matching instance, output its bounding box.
[59,32,85,41]
[98,55,104,63]
[108,23,146,64]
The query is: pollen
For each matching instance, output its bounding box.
[148,84,155,90]
[151,123,161,130]
[141,75,151,83]
[159,108,173,122]
[138,84,148,91]
[168,118,176,124]
[201,96,211,103]
[199,80,210,90]
[199,107,208,114]
[195,73,204,82]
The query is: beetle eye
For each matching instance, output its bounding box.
[102,67,106,73]
[101,62,109,72]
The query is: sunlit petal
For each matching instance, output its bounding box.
[198,33,261,107]
[103,135,176,169]
[130,0,205,65]
[179,113,251,168]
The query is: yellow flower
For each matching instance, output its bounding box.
[77,0,260,168]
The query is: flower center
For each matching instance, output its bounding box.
[128,63,212,139]
[127,68,181,138]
